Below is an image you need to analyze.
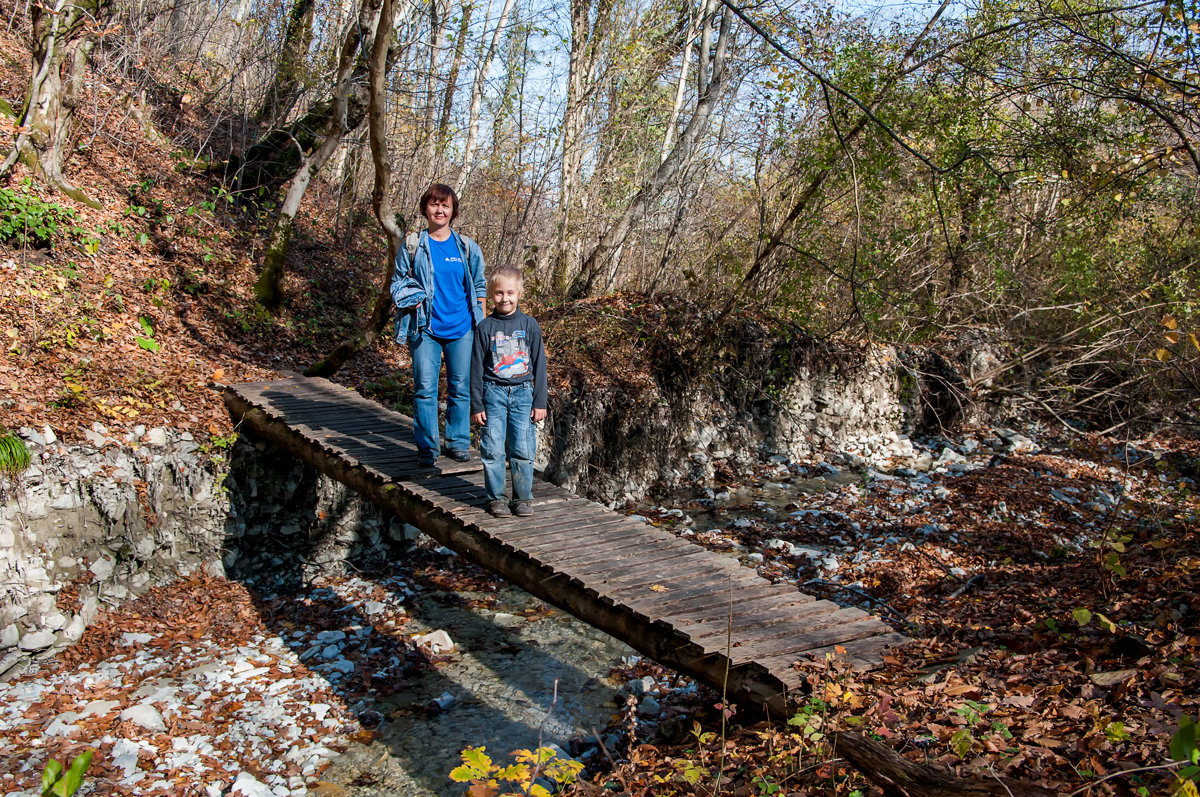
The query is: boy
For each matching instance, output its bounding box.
[470,266,548,518]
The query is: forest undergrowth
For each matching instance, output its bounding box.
[0,11,1198,797]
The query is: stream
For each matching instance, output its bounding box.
[322,474,857,796]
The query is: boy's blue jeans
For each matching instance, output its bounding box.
[410,329,473,456]
[480,381,535,503]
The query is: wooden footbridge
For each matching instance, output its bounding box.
[224,375,906,715]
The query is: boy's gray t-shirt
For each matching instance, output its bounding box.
[470,309,548,413]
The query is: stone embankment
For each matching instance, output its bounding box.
[1,337,997,678]
[0,426,414,680]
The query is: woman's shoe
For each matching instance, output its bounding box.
[487,500,513,517]
[417,451,437,467]
[443,448,471,462]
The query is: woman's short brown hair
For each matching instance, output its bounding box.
[419,183,459,223]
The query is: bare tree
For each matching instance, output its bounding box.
[254,0,386,307]
[569,1,736,298]
[455,0,517,190]
[1,0,113,205]
[552,0,615,294]
[306,0,404,376]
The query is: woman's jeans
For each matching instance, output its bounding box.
[410,329,473,455]
[480,381,535,503]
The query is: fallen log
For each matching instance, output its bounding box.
[833,731,1060,797]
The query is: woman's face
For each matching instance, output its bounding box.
[425,196,453,231]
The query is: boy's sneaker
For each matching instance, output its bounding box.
[417,451,437,467]
[442,447,471,462]
[511,500,533,517]
[487,500,513,518]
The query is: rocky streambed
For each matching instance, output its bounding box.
[5,413,1188,796]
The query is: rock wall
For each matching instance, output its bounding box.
[0,427,413,680]
[541,336,926,504]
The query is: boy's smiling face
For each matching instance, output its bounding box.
[490,275,521,315]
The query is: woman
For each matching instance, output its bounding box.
[391,184,487,466]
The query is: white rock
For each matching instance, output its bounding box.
[363,601,386,616]
[43,612,68,631]
[43,425,57,444]
[63,614,87,643]
[120,703,166,732]
[121,632,154,646]
[50,492,82,510]
[315,630,346,644]
[0,624,18,648]
[414,630,454,654]
[111,739,145,777]
[19,630,56,651]
[231,772,276,797]
[79,699,121,718]
[637,696,661,717]
[91,556,115,581]
[45,712,80,736]
[144,428,168,447]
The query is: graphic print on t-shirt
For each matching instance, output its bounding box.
[489,329,531,379]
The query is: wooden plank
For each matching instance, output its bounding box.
[481,510,627,540]
[727,616,891,665]
[511,522,665,553]
[648,583,816,620]
[496,511,648,541]
[528,528,692,563]
[622,578,785,615]
[663,594,819,630]
[550,546,713,583]
[557,540,710,576]
[594,560,750,600]
[770,632,910,688]
[680,600,859,647]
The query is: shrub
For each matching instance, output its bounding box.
[0,183,78,247]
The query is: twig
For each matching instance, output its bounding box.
[525,677,559,794]
[1065,760,1191,796]
[712,574,733,796]
[800,579,908,625]
[948,573,984,600]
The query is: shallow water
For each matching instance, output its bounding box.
[326,474,858,794]
[323,582,633,796]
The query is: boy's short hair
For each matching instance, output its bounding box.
[419,183,459,222]
[487,266,524,292]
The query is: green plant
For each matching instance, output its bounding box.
[40,749,93,796]
[0,183,79,247]
[1172,716,1200,792]
[449,746,583,797]
[135,317,160,352]
[0,430,30,478]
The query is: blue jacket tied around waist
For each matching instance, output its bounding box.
[390,229,487,343]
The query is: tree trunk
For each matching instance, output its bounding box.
[226,4,409,196]
[833,732,1059,797]
[305,0,404,377]
[256,0,316,127]
[456,0,517,191]
[552,0,615,295]
[570,2,734,299]
[436,1,472,162]
[0,0,111,207]
[254,0,380,308]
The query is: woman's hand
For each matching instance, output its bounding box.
[531,408,546,423]
[471,411,487,425]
